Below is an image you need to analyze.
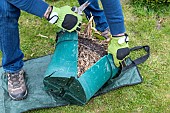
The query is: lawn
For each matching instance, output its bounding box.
[1,0,170,113]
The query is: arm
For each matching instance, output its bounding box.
[7,0,48,17]
[7,0,82,32]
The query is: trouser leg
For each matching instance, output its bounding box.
[0,0,24,73]
[78,0,108,32]
[100,0,125,35]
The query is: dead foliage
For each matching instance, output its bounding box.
[78,35,108,76]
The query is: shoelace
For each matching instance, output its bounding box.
[8,73,21,88]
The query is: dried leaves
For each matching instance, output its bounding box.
[77,16,108,76]
[78,36,108,77]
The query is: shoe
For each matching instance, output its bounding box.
[101,28,111,40]
[93,28,111,41]
[7,69,27,100]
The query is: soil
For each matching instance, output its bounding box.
[78,36,108,76]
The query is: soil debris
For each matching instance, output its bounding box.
[78,36,108,76]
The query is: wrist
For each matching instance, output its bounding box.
[45,6,60,24]
[113,33,126,37]
[112,33,129,44]
[44,6,52,19]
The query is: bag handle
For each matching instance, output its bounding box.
[130,45,150,65]
[122,45,150,71]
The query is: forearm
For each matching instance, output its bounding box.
[7,0,49,17]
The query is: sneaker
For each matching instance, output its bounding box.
[7,69,27,100]
[101,28,111,40]
[93,28,111,41]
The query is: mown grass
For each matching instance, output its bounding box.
[1,0,170,113]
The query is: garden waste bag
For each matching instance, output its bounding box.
[0,31,150,113]
[44,31,150,105]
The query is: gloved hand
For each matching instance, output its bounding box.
[46,6,82,32]
[108,34,130,67]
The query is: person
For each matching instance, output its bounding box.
[0,0,129,101]
[78,0,110,39]
[0,0,82,100]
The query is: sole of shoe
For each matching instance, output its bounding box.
[9,89,28,101]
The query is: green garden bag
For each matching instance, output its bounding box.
[43,31,150,105]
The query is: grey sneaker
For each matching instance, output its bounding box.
[101,28,111,40]
[93,28,111,41]
[7,69,27,100]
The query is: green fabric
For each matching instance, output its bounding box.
[78,55,117,101]
[43,31,141,105]
[44,31,78,78]
[0,56,143,113]
[52,6,82,32]
[43,31,78,97]
[43,31,119,105]
[108,36,129,67]
[0,31,144,113]
[56,55,119,105]
[95,58,143,96]
[0,55,69,113]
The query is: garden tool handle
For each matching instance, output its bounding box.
[71,1,90,15]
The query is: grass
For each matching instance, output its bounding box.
[1,0,170,112]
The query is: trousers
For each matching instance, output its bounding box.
[0,0,48,72]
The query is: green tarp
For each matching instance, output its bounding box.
[0,55,69,113]
[0,55,144,113]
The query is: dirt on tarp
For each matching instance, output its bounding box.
[78,36,108,76]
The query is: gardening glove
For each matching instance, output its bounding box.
[47,6,82,32]
[108,34,130,67]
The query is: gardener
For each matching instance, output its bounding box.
[0,0,129,100]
